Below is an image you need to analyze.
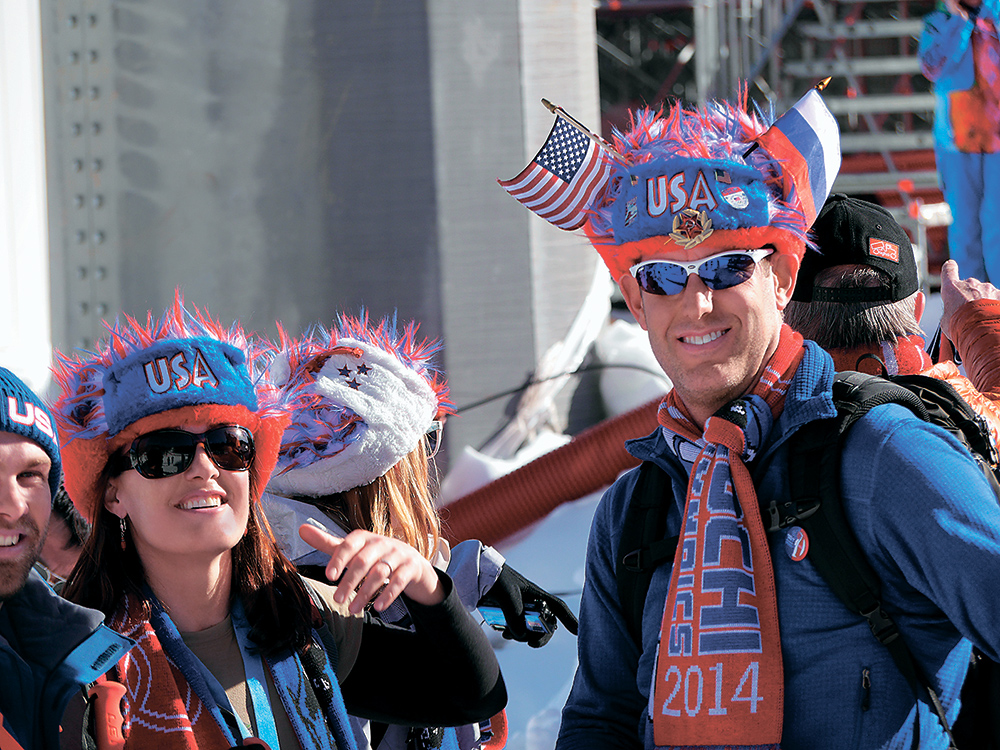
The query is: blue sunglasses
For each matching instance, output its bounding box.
[629,248,774,296]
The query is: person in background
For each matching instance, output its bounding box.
[54,296,506,750]
[0,366,130,750]
[35,483,89,585]
[920,0,1000,281]
[784,193,1000,430]
[263,313,576,750]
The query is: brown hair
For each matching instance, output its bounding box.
[63,461,318,656]
[784,264,921,348]
[313,439,441,560]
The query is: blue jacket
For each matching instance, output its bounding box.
[557,342,1000,750]
[0,570,132,750]
[919,4,1000,151]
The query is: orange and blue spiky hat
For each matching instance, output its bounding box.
[585,95,820,281]
[52,293,291,521]
[266,313,454,497]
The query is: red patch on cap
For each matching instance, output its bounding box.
[869,238,899,263]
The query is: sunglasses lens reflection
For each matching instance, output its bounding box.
[131,426,255,479]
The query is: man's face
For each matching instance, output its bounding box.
[0,432,52,600]
[620,246,798,426]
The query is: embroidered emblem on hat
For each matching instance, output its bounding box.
[869,237,899,263]
[785,526,809,561]
[142,349,219,395]
[624,197,638,226]
[668,208,714,249]
[5,396,57,441]
[721,185,749,210]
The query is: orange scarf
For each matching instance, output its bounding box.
[108,595,232,750]
[652,324,804,748]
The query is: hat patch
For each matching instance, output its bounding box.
[668,208,714,249]
[609,158,771,245]
[143,348,219,395]
[868,238,899,263]
[721,185,749,210]
[336,359,372,390]
[5,396,57,442]
[647,170,718,218]
[624,196,638,226]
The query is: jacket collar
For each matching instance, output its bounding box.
[0,569,132,683]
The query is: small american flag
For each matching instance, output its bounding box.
[499,117,612,231]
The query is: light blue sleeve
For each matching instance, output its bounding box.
[447,539,505,612]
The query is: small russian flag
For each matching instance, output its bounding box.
[755,86,841,226]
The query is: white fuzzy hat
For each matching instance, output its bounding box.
[266,314,453,497]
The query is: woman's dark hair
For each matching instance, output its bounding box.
[63,463,318,656]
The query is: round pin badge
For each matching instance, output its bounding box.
[721,185,749,210]
[784,526,809,562]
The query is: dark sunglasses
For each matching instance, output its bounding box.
[110,425,255,479]
[629,248,774,296]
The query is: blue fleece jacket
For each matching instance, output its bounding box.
[0,569,132,750]
[557,342,1000,750]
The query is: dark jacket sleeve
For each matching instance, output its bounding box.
[340,570,507,726]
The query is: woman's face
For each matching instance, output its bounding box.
[105,422,251,568]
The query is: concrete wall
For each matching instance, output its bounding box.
[41,0,602,460]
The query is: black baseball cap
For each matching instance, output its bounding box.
[792,193,919,303]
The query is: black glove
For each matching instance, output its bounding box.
[478,563,579,648]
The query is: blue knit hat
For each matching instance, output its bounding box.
[52,293,294,521]
[0,366,62,496]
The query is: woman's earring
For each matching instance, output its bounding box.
[120,517,127,551]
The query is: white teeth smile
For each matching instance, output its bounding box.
[682,330,724,345]
[0,533,20,547]
[180,496,223,510]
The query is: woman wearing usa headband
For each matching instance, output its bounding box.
[53,296,505,750]
[262,313,576,750]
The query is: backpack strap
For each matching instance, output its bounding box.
[785,371,956,748]
[81,671,127,750]
[298,577,357,750]
[616,461,678,645]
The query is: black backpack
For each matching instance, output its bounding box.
[616,370,1000,750]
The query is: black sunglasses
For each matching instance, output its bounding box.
[110,425,255,479]
[629,248,774,296]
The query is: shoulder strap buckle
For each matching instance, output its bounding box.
[861,603,900,646]
[765,496,822,532]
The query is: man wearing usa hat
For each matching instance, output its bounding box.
[0,366,131,750]
[500,93,1000,749]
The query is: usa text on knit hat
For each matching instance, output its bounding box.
[793,193,919,303]
[51,292,291,521]
[267,313,454,497]
[501,87,841,281]
[585,89,840,280]
[0,366,61,496]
